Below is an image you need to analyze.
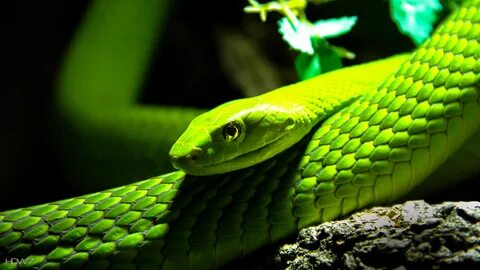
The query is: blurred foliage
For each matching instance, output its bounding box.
[390,0,443,45]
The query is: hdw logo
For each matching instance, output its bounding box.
[4,257,34,264]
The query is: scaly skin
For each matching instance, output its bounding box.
[1,0,480,270]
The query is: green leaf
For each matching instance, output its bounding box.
[390,0,443,45]
[312,16,358,39]
[295,53,321,80]
[278,16,357,54]
[295,38,342,80]
[277,9,357,78]
[278,17,315,54]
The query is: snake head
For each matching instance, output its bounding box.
[169,97,306,175]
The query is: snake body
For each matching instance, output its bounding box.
[1,0,480,269]
[169,54,410,175]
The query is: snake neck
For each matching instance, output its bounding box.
[261,54,416,133]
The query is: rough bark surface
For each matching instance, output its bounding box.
[276,200,480,270]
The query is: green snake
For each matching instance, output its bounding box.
[1,0,480,269]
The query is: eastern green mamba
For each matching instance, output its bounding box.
[1,0,480,270]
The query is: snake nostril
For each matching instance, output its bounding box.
[187,148,203,161]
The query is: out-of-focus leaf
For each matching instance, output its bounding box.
[390,0,442,45]
[312,16,358,38]
[276,3,357,79]
[278,16,357,54]
[295,38,342,80]
[278,17,315,54]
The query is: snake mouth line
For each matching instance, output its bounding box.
[182,132,300,176]
[177,145,268,175]
[207,147,264,168]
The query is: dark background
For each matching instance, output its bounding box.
[3,0,475,212]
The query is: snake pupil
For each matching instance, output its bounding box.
[223,122,239,141]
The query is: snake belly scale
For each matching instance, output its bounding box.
[1,0,480,269]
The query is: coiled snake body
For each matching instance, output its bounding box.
[1,0,480,269]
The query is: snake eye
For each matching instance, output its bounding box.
[222,122,241,142]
